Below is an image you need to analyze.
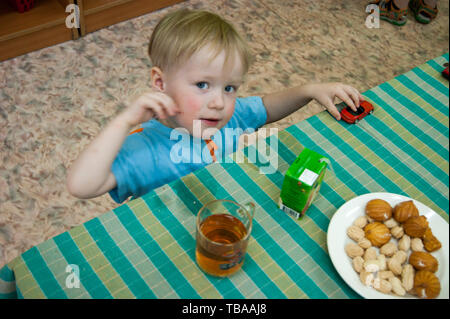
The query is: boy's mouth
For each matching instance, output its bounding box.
[200,118,220,127]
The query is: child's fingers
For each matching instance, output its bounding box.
[144,100,164,119]
[344,86,362,108]
[145,92,180,116]
[336,90,357,112]
[324,99,341,120]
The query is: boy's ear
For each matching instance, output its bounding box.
[151,67,165,91]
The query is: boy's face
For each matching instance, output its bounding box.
[156,46,245,139]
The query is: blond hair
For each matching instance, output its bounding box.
[148,9,252,73]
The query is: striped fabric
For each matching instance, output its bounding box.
[1,54,448,299]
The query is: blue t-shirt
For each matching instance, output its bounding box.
[109,96,267,203]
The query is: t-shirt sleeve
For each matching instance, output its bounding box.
[232,96,267,130]
[109,133,157,203]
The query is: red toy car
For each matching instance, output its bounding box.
[442,63,449,80]
[338,100,374,124]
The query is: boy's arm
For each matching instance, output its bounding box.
[66,116,129,199]
[66,91,179,199]
[262,83,363,124]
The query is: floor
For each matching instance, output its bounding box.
[0,0,448,269]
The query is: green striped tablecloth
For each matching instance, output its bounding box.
[1,54,448,299]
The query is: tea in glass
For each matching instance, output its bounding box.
[195,200,255,277]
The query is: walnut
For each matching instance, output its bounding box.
[414,270,441,299]
[393,200,419,223]
[403,216,429,238]
[364,222,391,247]
[365,199,392,221]
[422,227,442,252]
[409,251,438,272]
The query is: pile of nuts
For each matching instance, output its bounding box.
[345,199,442,298]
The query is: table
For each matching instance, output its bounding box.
[1,54,448,299]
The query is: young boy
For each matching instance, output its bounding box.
[67,9,363,204]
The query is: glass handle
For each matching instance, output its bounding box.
[244,202,255,220]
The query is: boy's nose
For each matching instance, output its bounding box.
[208,92,225,110]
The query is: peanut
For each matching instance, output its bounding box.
[388,258,403,276]
[374,278,392,294]
[384,218,399,229]
[360,270,375,287]
[353,216,368,228]
[364,247,377,261]
[398,235,411,251]
[345,242,364,258]
[389,276,406,296]
[364,259,381,273]
[352,256,364,273]
[411,238,424,252]
[392,250,407,265]
[401,264,415,292]
[358,238,372,249]
[377,254,387,271]
[391,226,404,239]
[378,270,395,280]
[380,242,397,257]
[347,225,365,242]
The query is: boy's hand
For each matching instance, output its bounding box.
[120,91,180,128]
[308,83,364,121]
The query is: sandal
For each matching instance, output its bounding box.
[369,0,408,26]
[409,0,438,24]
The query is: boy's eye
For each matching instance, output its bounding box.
[225,85,237,93]
[196,82,209,89]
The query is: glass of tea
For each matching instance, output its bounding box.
[195,199,255,277]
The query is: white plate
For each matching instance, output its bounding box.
[327,192,449,299]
